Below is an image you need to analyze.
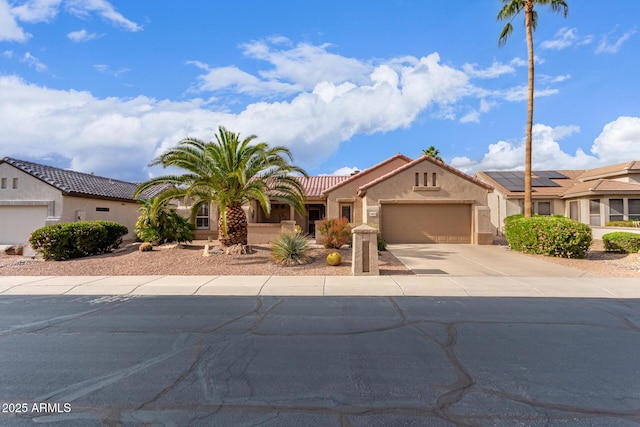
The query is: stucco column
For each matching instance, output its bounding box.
[351,224,379,276]
[474,206,493,245]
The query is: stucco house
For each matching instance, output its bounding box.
[475,160,640,237]
[238,153,495,245]
[0,157,164,244]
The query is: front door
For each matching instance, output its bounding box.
[308,207,321,236]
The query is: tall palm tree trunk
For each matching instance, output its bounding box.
[524,0,534,218]
[219,204,248,246]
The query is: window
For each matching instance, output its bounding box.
[569,201,578,221]
[609,199,624,222]
[340,204,352,223]
[12,178,18,189]
[536,201,551,216]
[96,207,110,212]
[432,172,437,187]
[196,204,210,229]
[0,178,6,189]
[415,173,419,186]
[589,199,601,226]
[629,199,640,221]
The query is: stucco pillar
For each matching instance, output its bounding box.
[474,206,493,245]
[351,224,379,276]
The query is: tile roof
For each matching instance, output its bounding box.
[296,175,350,198]
[577,161,640,181]
[1,157,166,201]
[561,179,640,198]
[359,155,494,192]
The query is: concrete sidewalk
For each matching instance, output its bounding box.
[0,275,638,298]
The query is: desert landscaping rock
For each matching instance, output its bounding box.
[0,240,411,276]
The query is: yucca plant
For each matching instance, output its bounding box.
[271,232,310,266]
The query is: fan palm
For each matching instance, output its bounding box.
[135,126,308,247]
[422,145,443,162]
[498,0,568,217]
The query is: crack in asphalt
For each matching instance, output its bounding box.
[5,296,640,426]
[0,297,129,336]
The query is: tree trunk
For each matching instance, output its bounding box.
[524,0,534,218]
[218,204,248,247]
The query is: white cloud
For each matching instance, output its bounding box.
[452,119,640,173]
[326,166,360,176]
[596,28,636,54]
[538,74,571,84]
[591,116,640,163]
[188,63,300,96]
[494,85,559,102]
[2,49,13,58]
[0,50,474,180]
[67,28,98,42]
[242,39,372,90]
[11,0,60,23]
[21,52,47,71]
[1,0,139,43]
[540,27,593,50]
[0,0,30,41]
[462,60,518,79]
[93,64,129,77]
[65,0,141,32]
[0,75,218,180]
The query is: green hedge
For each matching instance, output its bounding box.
[602,232,640,253]
[29,220,128,261]
[605,220,640,228]
[504,215,592,258]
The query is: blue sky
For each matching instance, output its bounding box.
[1,0,639,182]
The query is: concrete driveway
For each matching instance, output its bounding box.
[387,244,593,277]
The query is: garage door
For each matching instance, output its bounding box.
[0,206,48,244]
[381,204,471,243]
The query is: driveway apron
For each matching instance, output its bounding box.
[387,244,592,277]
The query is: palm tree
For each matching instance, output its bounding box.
[497,0,568,217]
[422,145,443,162]
[135,126,308,248]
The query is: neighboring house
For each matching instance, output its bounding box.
[0,157,164,244]
[475,160,640,236]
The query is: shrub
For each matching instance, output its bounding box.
[317,217,351,249]
[504,215,592,258]
[605,220,640,228]
[139,242,153,252]
[602,232,640,253]
[377,235,387,251]
[271,232,310,266]
[135,198,194,244]
[29,220,128,261]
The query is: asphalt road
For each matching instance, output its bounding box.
[0,295,639,426]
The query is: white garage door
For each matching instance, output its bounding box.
[381,204,471,244]
[0,206,48,244]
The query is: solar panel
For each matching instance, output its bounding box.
[484,170,565,192]
[535,171,568,179]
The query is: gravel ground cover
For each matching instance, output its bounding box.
[0,241,412,276]
[1,240,638,278]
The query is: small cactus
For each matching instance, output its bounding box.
[139,242,153,252]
